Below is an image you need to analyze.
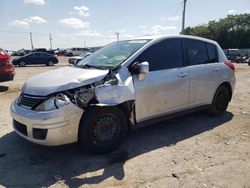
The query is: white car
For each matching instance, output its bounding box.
[65,47,91,56]
[11,35,235,153]
[68,53,92,65]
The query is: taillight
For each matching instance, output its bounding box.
[224,61,235,71]
[0,50,10,62]
[54,54,58,59]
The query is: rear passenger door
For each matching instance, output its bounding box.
[41,53,50,64]
[133,38,190,122]
[184,39,219,108]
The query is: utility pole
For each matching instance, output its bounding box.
[84,41,86,48]
[115,32,120,41]
[181,0,187,34]
[29,32,34,49]
[49,33,52,49]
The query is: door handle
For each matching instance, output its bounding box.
[178,72,187,78]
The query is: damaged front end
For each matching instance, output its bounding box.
[62,69,135,108]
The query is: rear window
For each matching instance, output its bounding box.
[185,39,208,65]
[207,43,218,63]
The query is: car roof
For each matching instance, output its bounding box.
[130,34,218,45]
[26,52,52,56]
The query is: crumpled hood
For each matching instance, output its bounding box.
[22,66,109,96]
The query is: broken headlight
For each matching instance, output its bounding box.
[75,88,94,108]
[35,93,70,111]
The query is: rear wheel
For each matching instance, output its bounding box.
[47,61,54,66]
[208,86,229,115]
[78,106,128,154]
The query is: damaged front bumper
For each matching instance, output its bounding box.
[11,99,84,146]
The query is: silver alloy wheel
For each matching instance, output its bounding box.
[48,61,54,66]
[19,61,25,67]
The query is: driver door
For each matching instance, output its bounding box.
[132,38,189,122]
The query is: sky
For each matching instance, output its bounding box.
[0,0,249,50]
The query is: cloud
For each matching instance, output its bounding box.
[8,16,47,29]
[118,29,127,33]
[74,6,90,17]
[150,25,177,35]
[123,34,135,39]
[8,20,30,29]
[59,18,90,29]
[228,9,235,14]
[24,16,47,24]
[23,0,45,5]
[139,25,148,29]
[75,30,102,37]
[167,16,179,21]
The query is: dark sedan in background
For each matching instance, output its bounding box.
[12,52,58,67]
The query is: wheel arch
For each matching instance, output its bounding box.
[217,82,233,101]
[79,100,135,134]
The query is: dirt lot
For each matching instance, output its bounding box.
[0,58,250,188]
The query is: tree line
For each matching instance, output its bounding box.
[183,14,250,49]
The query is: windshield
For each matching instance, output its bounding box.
[77,39,150,69]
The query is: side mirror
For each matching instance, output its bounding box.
[138,61,149,80]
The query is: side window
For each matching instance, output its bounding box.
[29,54,35,58]
[206,43,218,63]
[32,53,40,57]
[42,53,50,57]
[137,38,183,71]
[185,39,208,65]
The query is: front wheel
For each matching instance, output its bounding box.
[78,106,128,154]
[19,61,26,67]
[208,86,229,116]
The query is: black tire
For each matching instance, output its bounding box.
[19,61,26,67]
[74,59,80,66]
[47,60,54,66]
[79,106,128,154]
[208,86,229,116]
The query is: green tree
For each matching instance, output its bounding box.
[183,14,250,49]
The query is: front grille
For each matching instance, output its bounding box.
[33,128,48,140]
[13,120,27,136]
[17,94,45,109]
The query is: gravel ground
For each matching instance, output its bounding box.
[0,58,249,188]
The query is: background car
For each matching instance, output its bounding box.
[12,52,58,67]
[65,47,91,56]
[68,53,92,65]
[224,49,244,62]
[12,49,31,56]
[31,48,55,55]
[0,48,15,82]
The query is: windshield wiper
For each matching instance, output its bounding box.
[80,64,107,70]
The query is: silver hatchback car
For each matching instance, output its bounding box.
[11,35,235,153]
